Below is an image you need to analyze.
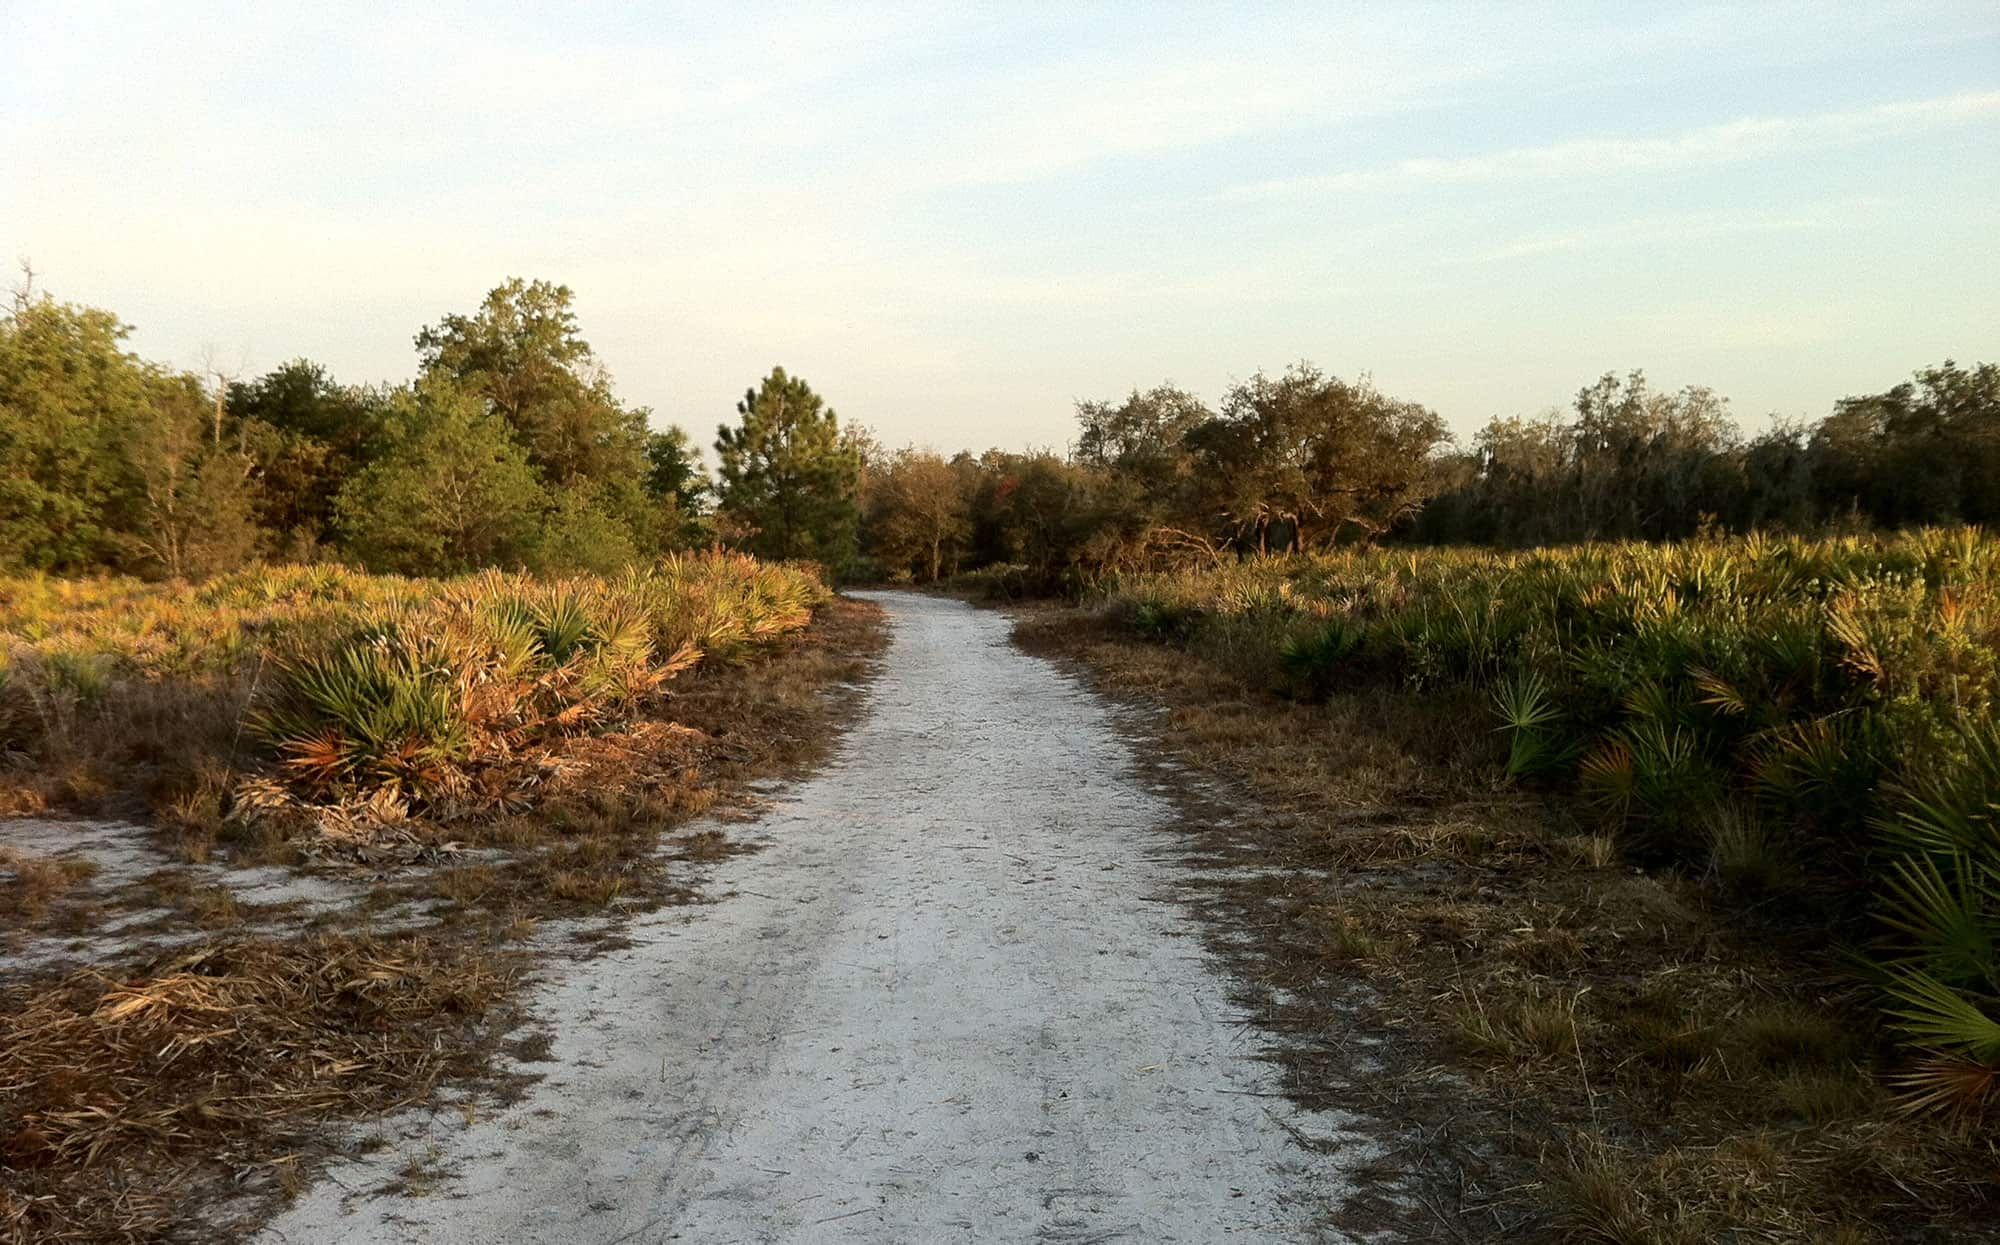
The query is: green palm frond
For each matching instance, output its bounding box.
[1880,967,2000,1062]
[1876,854,2000,992]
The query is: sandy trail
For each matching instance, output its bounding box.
[263,592,1373,1243]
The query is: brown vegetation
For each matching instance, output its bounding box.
[0,934,509,1244]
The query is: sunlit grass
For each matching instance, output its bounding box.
[1097,527,2000,1105]
[0,553,829,829]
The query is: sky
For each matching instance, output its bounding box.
[4,2,1997,455]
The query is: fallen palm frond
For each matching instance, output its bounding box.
[0,933,511,1244]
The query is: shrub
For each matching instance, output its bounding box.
[0,553,829,818]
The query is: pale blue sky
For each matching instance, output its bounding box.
[4,2,1997,452]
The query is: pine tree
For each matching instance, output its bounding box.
[714,368,859,566]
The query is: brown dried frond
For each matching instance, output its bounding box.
[1895,1052,2000,1119]
[0,934,509,1242]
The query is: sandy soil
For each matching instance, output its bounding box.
[0,816,384,978]
[259,592,1379,1243]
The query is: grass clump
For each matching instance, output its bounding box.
[1451,985,1584,1063]
[0,848,97,923]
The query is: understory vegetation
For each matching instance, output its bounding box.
[0,553,826,835]
[1046,527,1999,1238]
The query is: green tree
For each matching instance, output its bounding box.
[532,482,642,575]
[1072,384,1214,560]
[334,378,546,575]
[0,293,155,570]
[415,278,649,491]
[1570,371,1738,539]
[985,452,1110,585]
[228,359,385,552]
[131,372,263,579]
[862,447,971,581]
[713,367,859,565]
[1190,364,1449,551]
[1811,361,2000,526]
[1073,384,1209,506]
[643,425,711,547]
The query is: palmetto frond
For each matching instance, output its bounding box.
[1880,967,2000,1063]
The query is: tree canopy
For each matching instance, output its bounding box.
[0,274,711,581]
[334,378,545,576]
[714,368,860,566]
[415,278,648,489]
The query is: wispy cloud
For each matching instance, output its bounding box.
[1221,91,2000,201]
[1447,210,1838,265]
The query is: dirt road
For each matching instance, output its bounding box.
[263,592,1374,1243]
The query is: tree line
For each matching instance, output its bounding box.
[3,268,1990,585]
[0,271,859,579]
[852,359,1997,585]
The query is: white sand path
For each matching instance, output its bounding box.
[261,592,1376,1243]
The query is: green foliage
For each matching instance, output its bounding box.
[1813,361,2000,528]
[260,631,469,793]
[2,276,682,580]
[228,358,386,549]
[959,451,1128,590]
[1072,384,1212,545]
[415,278,649,490]
[1870,716,2000,1098]
[1124,597,1201,644]
[1277,618,1363,701]
[714,367,860,567]
[1493,671,1573,778]
[1416,362,2000,543]
[859,447,972,582]
[129,374,267,580]
[0,294,157,570]
[643,425,712,549]
[532,483,643,576]
[334,378,547,576]
[1188,364,1451,550]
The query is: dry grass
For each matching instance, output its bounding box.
[0,555,829,843]
[0,848,98,925]
[1012,605,2000,1242]
[406,594,887,925]
[0,934,511,1244]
